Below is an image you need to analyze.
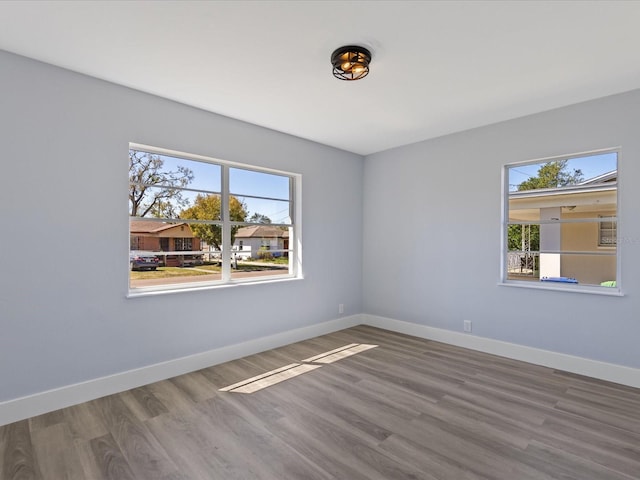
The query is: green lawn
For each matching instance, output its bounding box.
[129,266,218,280]
[248,257,289,265]
[130,263,286,280]
[235,263,288,272]
[196,264,223,272]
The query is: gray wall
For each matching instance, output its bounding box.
[0,51,363,402]
[363,89,640,369]
[3,46,638,406]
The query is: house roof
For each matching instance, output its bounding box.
[509,170,617,201]
[235,225,289,239]
[509,172,617,222]
[578,170,617,185]
[130,219,189,234]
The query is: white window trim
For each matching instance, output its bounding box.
[499,147,622,296]
[127,143,303,297]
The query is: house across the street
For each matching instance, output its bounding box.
[233,225,289,259]
[130,219,202,267]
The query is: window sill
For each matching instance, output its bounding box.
[498,280,623,296]
[127,275,303,298]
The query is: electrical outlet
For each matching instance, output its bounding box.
[463,320,472,333]
[338,304,344,314]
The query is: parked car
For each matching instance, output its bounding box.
[179,255,204,267]
[130,251,160,271]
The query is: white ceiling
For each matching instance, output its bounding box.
[2,0,640,155]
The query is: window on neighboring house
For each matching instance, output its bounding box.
[598,215,617,247]
[128,144,300,294]
[174,238,192,251]
[503,149,619,292]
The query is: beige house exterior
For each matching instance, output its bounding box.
[508,172,617,285]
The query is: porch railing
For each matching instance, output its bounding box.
[507,251,540,276]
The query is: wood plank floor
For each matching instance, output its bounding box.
[1,325,639,479]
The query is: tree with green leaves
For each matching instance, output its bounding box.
[508,224,539,251]
[249,213,272,224]
[129,150,194,217]
[180,194,247,250]
[517,160,583,191]
[509,160,583,253]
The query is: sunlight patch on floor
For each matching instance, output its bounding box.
[218,363,300,392]
[228,364,322,393]
[306,344,378,364]
[220,343,378,394]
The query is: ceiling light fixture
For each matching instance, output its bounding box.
[331,45,372,81]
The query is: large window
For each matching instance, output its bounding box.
[503,149,619,293]
[128,144,300,294]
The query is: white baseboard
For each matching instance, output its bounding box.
[362,314,640,389]
[0,314,363,427]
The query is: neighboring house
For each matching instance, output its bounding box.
[233,225,289,259]
[130,219,202,267]
[509,171,617,284]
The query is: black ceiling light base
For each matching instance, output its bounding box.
[331,45,372,81]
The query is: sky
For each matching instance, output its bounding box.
[508,151,617,192]
[142,149,616,219]
[131,150,292,224]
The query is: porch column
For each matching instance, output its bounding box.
[539,207,561,278]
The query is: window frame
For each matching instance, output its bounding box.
[500,147,622,296]
[128,143,302,296]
